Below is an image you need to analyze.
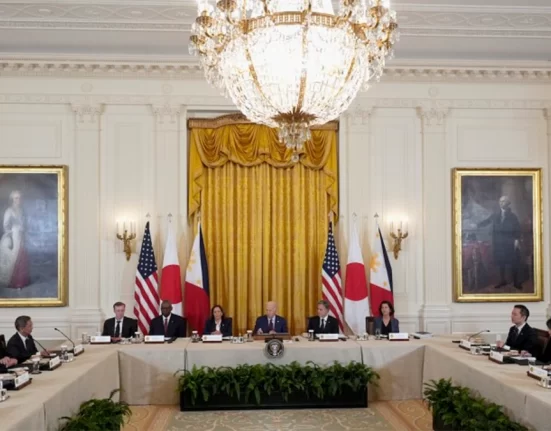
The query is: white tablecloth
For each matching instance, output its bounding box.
[3,346,119,431]
[423,339,549,431]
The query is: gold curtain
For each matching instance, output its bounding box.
[188,115,338,334]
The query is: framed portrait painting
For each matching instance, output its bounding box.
[0,166,67,307]
[453,168,542,302]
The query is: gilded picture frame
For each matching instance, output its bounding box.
[453,168,542,302]
[0,166,67,307]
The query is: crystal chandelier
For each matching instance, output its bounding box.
[190,0,399,160]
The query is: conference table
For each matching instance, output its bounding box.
[2,347,119,431]
[4,336,550,430]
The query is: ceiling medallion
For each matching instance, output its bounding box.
[190,0,399,161]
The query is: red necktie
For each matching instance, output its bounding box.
[164,318,168,335]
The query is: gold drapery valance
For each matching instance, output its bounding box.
[188,114,339,220]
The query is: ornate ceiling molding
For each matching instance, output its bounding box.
[0,58,550,83]
[0,3,549,35]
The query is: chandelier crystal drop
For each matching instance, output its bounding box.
[190,0,399,159]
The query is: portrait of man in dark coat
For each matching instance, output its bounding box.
[477,196,521,289]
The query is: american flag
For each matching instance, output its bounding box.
[322,221,344,332]
[134,222,160,334]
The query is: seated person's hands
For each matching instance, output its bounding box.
[0,356,17,367]
[496,340,504,349]
[257,328,263,335]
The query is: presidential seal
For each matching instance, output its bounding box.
[264,338,285,359]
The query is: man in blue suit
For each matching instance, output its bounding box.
[254,301,288,334]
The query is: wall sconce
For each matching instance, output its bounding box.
[116,220,136,261]
[389,220,409,259]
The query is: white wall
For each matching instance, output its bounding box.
[0,74,550,340]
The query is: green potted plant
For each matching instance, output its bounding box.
[58,389,131,431]
[424,379,528,431]
[177,361,379,411]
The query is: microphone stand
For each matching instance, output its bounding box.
[468,329,490,342]
[54,327,76,352]
[30,336,51,357]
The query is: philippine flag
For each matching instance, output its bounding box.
[344,221,369,335]
[184,222,210,334]
[370,223,394,317]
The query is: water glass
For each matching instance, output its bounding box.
[192,331,199,342]
[60,345,68,362]
[31,356,41,374]
[308,329,315,341]
[0,380,6,401]
[246,330,253,342]
[375,329,381,340]
[81,332,89,344]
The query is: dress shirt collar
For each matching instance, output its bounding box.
[114,316,124,328]
[163,314,172,322]
[516,322,526,333]
[18,332,28,345]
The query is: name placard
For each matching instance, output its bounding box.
[389,333,409,341]
[202,334,223,343]
[90,336,111,344]
[48,355,61,370]
[459,340,473,349]
[73,344,85,355]
[489,351,504,363]
[14,372,29,388]
[528,365,549,379]
[318,333,339,341]
[144,335,165,343]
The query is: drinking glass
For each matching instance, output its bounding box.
[246,330,253,342]
[375,329,381,340]
[81,332,89,344]
[60,345,68,362]
[308,329,314,341]
[31,356,41,374]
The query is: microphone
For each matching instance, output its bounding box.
[29,335,51,356]
[54,327,76,351]
[468,329,490,342]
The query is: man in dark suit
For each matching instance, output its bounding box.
[307,300,339,335]
[0,334,17,371]
[149,300,187,338]
[478,196,522,289]
[102,301,138,342]
[496,305,538,356]
[254,301,288,334]
[6,315,48,364]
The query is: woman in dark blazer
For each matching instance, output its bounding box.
[203,305,232,337]
[373,301,399,336]
[537,318,551,363]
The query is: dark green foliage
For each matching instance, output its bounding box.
[58,389,132,431]
[177,361,379,405]
[424,379,528,431]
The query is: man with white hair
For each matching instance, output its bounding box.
[254,301,288,334]
[478,195,522,289]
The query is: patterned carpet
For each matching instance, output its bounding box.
[123,400,432,431]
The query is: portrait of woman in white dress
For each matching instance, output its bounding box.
[0,190,30,289]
